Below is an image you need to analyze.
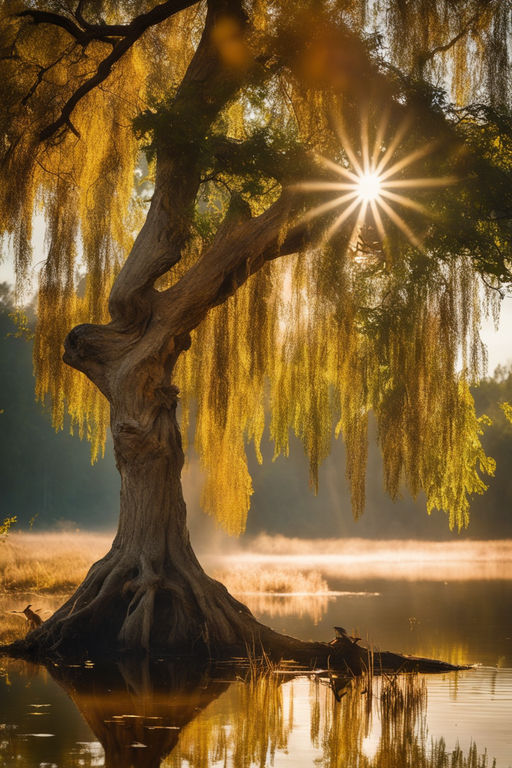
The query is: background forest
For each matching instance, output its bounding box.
[2,281,511,541]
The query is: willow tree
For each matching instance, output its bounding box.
[1,0,511,661]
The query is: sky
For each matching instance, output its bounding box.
[481,295,512,373]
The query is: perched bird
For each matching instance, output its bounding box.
[333,626,361,645]
[22,605,42,631]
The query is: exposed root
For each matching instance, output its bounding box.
[0,547,468,676]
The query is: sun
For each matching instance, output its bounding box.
[294,112,456,256]
[357,172,382,202]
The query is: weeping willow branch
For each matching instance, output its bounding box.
[18,0,202,141]
[415,0,501,73]
[3,0,511,535]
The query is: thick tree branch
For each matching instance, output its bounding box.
[74,0,92,31]
[72,0,199,38]
[158,189,313,336]
[17,9,92,45]
[108,0,250,328]
[19,0,201,42]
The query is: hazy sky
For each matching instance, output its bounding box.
[481,296,512,373]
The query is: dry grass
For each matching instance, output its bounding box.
[213,566,333,625]
[0,533,112,644]
[0,533,334,596]
[213,566,329,595]
[0,532,111,592]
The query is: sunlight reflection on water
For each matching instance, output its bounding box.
[0,661,510,767]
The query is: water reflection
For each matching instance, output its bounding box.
[0,657,501,768]
[238,592,333,624]
[49,658,231,768]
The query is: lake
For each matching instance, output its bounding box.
[0,542,511,767]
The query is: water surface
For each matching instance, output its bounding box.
[0,551,511,767]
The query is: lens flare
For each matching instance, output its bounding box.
[295,113,456,258]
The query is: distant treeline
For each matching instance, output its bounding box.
[1,283,511,540]
[0,284,120,531]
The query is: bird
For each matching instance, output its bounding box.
[22,605,42,631]
[333,626,361,645]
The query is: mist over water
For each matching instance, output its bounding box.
[202,536,512,581]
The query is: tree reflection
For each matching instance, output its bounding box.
[39,659,495,768]
[48,657,231,768]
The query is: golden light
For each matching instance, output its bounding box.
[357,171,382,202]
[294,113,457,258]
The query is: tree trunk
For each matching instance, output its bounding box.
[17,368,271,658]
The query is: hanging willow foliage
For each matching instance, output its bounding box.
[1,0,511,534]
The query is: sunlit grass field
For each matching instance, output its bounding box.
[0,532,330,595]
[0,532,111,593]
[0,532,109,644]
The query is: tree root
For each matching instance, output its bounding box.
[0,546,468,676]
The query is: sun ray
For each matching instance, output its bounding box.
[371,109,390,168]
[293,181,358,192]
[378,196,425,251]
[323,196,363,243]
[370,198,387,244]
[361,104,370,174]
[333,116,363,176]
[375,116,412,175]
[314,154,360,183]
[383,176,457,189]
[348,198,369,252]
[300,191,360,224]
[379,188,431,217]
[379,142,439,182]
[347,200,371,260]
